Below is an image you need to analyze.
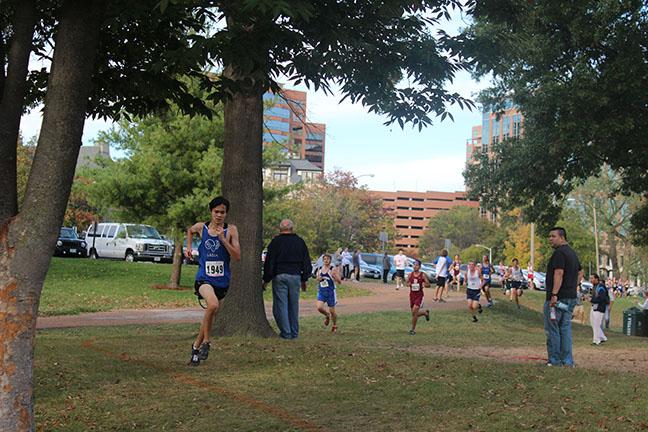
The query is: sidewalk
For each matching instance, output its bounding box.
[36,281,466,329]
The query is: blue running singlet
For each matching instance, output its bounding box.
[195,223,231,288]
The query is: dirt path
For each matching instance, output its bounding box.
[36,281,466,329]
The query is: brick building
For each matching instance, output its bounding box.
[372,190,479,254]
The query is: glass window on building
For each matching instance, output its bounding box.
[503,116,510,136]
[265,119,290,132]
[266,106,290,118]
[492,119,500,139]
[481,112,490,146]
[306,132,324,141]
[263,132,289,143]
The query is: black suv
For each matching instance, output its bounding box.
[54,227,87,257]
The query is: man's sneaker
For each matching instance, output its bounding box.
[591,342,601,346]
[425,310,430,321]
[198,342,211,361]
[188,346,200,366]
[331,325,337,333]
[486,301,494,308]
[478,304,483,314]
[409,329,416,335]
[324,315,330,326]
[472,316,478,323]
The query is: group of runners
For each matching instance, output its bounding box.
[403,252,539,334]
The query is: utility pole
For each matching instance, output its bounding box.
[530,223,535,269]
[593,201,600,275]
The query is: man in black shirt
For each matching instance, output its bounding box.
[544,227,583,367]
[263,219,312,339]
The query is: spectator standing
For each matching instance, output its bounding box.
[352,249,361,282]
[382,252,391,284]
[341,248,352,280]
[433,249,452,302]
[333,248,342,270]
[451,254,463,291]
[393,249,407,290]
[589,273,609,345]
[605,280,615,329]
[544,227,582,367]
[262,219,312,340]
[527,263,535,290]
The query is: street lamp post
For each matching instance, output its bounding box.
[475,244,492,264]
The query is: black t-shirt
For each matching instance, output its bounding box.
[545,244,581,300]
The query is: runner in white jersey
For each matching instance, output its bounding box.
[505,258,525,309]
[465,260,483,322]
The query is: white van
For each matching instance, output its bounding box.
[86,223,173,263]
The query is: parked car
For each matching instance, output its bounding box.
[85,223,173,262]
[54,227,87,258]
[361,252,428,281]
[360,263,382,279]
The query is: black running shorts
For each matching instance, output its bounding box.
[194,281,229,300]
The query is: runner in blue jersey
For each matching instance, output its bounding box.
[480,255,494,307]
[184,196,240,366]
[315,254,342,333]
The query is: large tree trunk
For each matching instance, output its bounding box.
[169,235,183,289]
[0,1,104,430]
[0,0,36,223]
[214,76,275,337]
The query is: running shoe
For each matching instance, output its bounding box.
[486,301,494,308]
[198,342,211,361]
[324,315,330,326]
[331,325,337,333]
[478,304,483,314]
[472,316,478,323]
[439,298,446,303]
[409,329,416,335]
[188,346,200,366]
[591,342,601,346]
[425,310,430,321]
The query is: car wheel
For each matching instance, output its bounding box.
[125,251,135,262]
[89,249,98,259]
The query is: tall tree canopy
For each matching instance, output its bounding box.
[462,0,648,238]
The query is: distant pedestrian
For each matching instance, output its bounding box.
[544,227,582,367]
[382,252,391,284]
[433,249,452,302]
[333,247,342,269]
[465,260,483,322]
[527,263,535,291]
[589,273,609,346]
[341,248,352,280]
[393,249,407,290]
[480,256,494,307]
[185,196,241,366]
[315,254,342,333]
[352,249,361,282]
[497,261,507,294]
[450,254,463,291]
[605,281,615,329]
[407,260,430,335]
[505,258,524,309]
[263,219,312,340]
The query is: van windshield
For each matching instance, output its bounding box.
[125,225,162,239]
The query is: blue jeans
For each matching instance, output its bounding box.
[272,274,302,339]
[543,298,577,366]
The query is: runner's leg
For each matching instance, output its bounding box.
[195,284,220,349]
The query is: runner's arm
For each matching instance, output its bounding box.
[222,224,241,262]
[331,266,342,284]
[423,273,431,288]
[185,222,204,260]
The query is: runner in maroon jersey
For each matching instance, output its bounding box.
[408,260,431,335]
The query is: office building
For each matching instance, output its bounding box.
[263,87,326,170]
[372,190,479,254]
[466,104,523,164]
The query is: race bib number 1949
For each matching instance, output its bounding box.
[206,261,224,277]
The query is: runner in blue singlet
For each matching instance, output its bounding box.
[316,254,342,333]
[184,196,240,366]
[480,255,494,307]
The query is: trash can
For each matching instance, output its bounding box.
[623,308,648,336]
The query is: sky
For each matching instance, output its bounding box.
[19,10,488,193]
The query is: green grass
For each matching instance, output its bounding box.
[40,258,371,316]
[35,304,648,431]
